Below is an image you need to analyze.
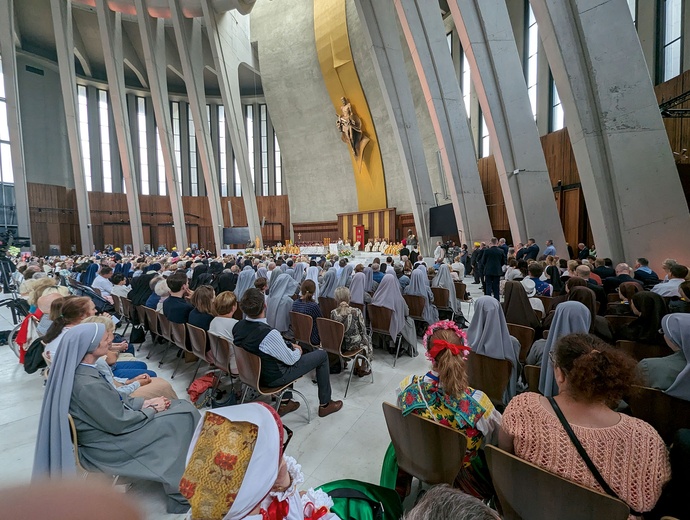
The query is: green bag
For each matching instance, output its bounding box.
[379,443,399,490]
[317,478,403,520]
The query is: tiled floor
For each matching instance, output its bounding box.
[0,280,483,519]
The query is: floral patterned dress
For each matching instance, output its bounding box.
[395,371,502,498]
[331,303,372,359]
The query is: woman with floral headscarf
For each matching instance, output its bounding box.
[385,321,502,500]
[182,402,339,519]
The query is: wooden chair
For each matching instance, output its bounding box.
[368,304,404,367]
[68,414,120,485]
[535,295,554,312]
[318,297,337,318]
[234,345,311,422]
[132,305,148,350]
[485,445,630,520]
[627,385,690,444]
[431,287,455,320]
[403,294,426,322]
[615,340,673,362]
[382,402,467,486]
[142,307,163,361]
[111,294,124,318]
[186,323,211,382]
[524,365,541,394]
[208,332,237,376]
[170,321,190,379]
[607,293,620,303]
[605,315,636,334]
[465,352,512,409]
[506,323,536,363]
[317,317,373,398]
[119,297,134,336]
[454,281,467,301]
[290,311,317,347]
[155,313,174,368]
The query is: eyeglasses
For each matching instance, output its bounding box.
[282,425,293,452]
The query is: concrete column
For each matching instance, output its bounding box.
[449,0,567,254]
[50,0,93,254]
[169,0,224,253]
[531,0,690,266]
[95,0,144,254]
[201,3,262,244]
[135,0,189,251]
[352,0,435,255]
[394,0,493,246]
[0,0,31,240]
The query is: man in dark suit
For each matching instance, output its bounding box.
[575,265,607,315]
[633,257,661,288]
[602,263,644,294]
[515,242,526,260]
[524,238,540,261]
[577,243,589,261]
[498,238,509,257]
[479,237,506,300]
[592,258,615,280]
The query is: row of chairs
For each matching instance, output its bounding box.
[381,402,632,520]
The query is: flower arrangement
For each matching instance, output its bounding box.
[340,249,353,257]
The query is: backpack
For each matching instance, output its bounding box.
[24,338,47,374]
[317,479,403,520]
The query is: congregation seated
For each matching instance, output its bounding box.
[370,274,418,356]
[208,291,239,372]
[467,296,521,403]
[162,272,194,324]
[392,321,501,499]
[603,263,644,294]
[543,255,564,295]
[500,333,671,516]
[527,263,552,296]
[607,281,642,316]
[651,263,689,297]
[188,284,216,331]
[181,403,340,520]
[267,271,299,335]
[234,266,257,301]
[291,280,322,345]
[432,264,460,312]
[330,286,372,376]
[544,286,612,343]
[233,288,342,417]
[34,322,200,513]
[592,257,616,280]
[349,271,371,305]
[83,316,177,400]
[526,301,592,367]
[371,262,384,283]
[615,291,667,346]
[637,314,689,396]
[144,275,164,309]
[109,273,131,299]
[669,280,690,313]
[92,266,114,302]
[152,278,170,313]
[404,268,439,325]
[502,280,541,331]
[520,278,545,316]
[634,257,661,287]
[319,268,338,300]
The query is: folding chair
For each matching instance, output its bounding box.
[465,352,513,409]
[368,304,404,367]
[506,323,536,363]
[431,287,455,321]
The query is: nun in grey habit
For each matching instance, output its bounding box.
[266,271,299,333]
[466,296,521,403]
[234,266,257,301]
[337,263,354,288]
[404,268,439,325]
[371,273,417,356]
[431,264,459,314]
[535,301,592,396]
[319,269,338,300]
[33,323,200,513]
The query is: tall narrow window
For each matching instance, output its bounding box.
[77,85,92,191]
[461,50,471,118]
[274,131,282,196]
[234,154,241,197]
[479,114,490,158]
[660,0,683,82]
[156,128,166,196]
[0,55,14,185]
[189,110,198,196]
[218,105,227,197]
[447,32,452,55]
[524,5,539,120]
[549,77,564,132]
[260,104,268,196]
[171,102,182,194]
[627,0,637,25]
[97,90,112,193]
[245,105,255,191]
[137,97,149,195]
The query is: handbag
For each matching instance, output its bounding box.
[23,337,47,374]
[547,396,642,516]
[129,325,146,344]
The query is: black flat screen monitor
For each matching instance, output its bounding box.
[223,227,251,245]
[429,204,457,236]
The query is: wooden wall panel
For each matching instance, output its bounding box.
[397,213,416,243]
[292,221,339,243]
[337,208,396,244]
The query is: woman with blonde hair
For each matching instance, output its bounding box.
[389,321,501,499]
[331,286,372,376]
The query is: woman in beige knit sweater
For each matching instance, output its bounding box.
[499,333,670,517]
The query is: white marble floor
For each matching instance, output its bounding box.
[0,280,483,519]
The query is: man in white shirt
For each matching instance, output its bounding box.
[109,273,131,299]
[92,266,114,301]
[651,264,688,297]
[434,241,445,265]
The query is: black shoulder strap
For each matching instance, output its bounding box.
[546,396,641,516]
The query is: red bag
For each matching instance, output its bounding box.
[187,373,218,403]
